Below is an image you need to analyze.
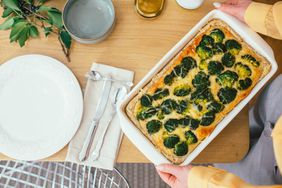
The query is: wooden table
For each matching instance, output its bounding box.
[0,0,262,164]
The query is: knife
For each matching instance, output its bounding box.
[79,75,112,162]
[91,87,127,160]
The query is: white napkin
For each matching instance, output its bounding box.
[66,63,134,170]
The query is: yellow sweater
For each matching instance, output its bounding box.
[187,2,282,187]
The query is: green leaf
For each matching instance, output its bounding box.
[60,30,71,49]
[3,0,20,11]
[12,16,25,25]
[37,5,52,12]
[29,25,39,37]
[18,27,29,47]
[47,9,63,28]
[0,17,14,30]
[2,7,13,18]
[44,26,52,36]
[9,21,27,42]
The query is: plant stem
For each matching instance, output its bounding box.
[24,6,71,62]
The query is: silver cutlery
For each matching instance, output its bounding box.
[79,75,112,162]
[85,71,133,87]
[91,87,127,160]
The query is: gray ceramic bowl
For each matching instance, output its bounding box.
[62,0,115,44]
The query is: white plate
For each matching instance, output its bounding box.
[118,10,278,166]
[0,54,83,160]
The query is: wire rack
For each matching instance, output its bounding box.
[0,161,130,188]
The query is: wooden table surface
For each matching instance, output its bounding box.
[2,0,281,164]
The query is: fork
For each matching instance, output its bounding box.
[91,87,125,160]
[86,71,133,87]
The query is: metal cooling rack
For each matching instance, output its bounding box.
[0,161,129,188]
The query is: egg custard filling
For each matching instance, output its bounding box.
[126,19,271,164]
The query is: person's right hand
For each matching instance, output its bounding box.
[213,0,252,23]
[156,164,193,188]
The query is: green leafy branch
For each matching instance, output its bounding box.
[0,0,72,62]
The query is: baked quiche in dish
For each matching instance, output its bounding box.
[126,19,271,164]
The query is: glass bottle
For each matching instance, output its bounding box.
[135,0,165,18]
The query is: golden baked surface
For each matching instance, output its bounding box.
[126,19,271,164]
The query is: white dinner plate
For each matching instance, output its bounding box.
[0,54,83,160]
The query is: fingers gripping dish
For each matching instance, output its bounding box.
[126,19,271,164]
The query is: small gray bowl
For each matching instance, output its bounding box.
[62,0,115,44]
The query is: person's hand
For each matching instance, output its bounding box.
[213,0,252,23]
[156,164,193,188]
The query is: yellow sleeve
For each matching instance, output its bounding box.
[244,2,282,40]
[273,115,282,175]
[187,166,282,188]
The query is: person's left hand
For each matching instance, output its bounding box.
[156,164,193,188]
[213,0,252,23]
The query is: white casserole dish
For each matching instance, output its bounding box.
[117,10,278,165]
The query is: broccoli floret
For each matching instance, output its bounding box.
[181,56,197,70]
[163,135,180,148]
[164,119,179,132]
[210,28,225,43]
[207,101,224,113]
[152,88,169,100]
[185,130,198,144]
[191,88,214,102]
[208,61,224,75]
[222,52,235,67]
[179,116,190,127]
[201,111,215,126]
[137,107,158,120]
[216,70,239,87]
[218,87,238,104]
[241,54,260,67]
[237,78,252,90]
[176,100,189,114]
[161,99,178,115]
[192,71,210,89]
[179,116,199,130]
[174,142,188,156]
[164,73,174,85]
[225,39,242,55]
[235,62,252,78]
[173,85,191,97]
[140,94,152,107]
[201,89,214,101]
[200,35,214,47]
[173,64,188,78]
[190,119,200,130]
[213,43,226,54]
[196,45,213,60]
[146,120,162,134]
[199,60,208,71]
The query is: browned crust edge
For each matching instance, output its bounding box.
[125,19,271,164]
